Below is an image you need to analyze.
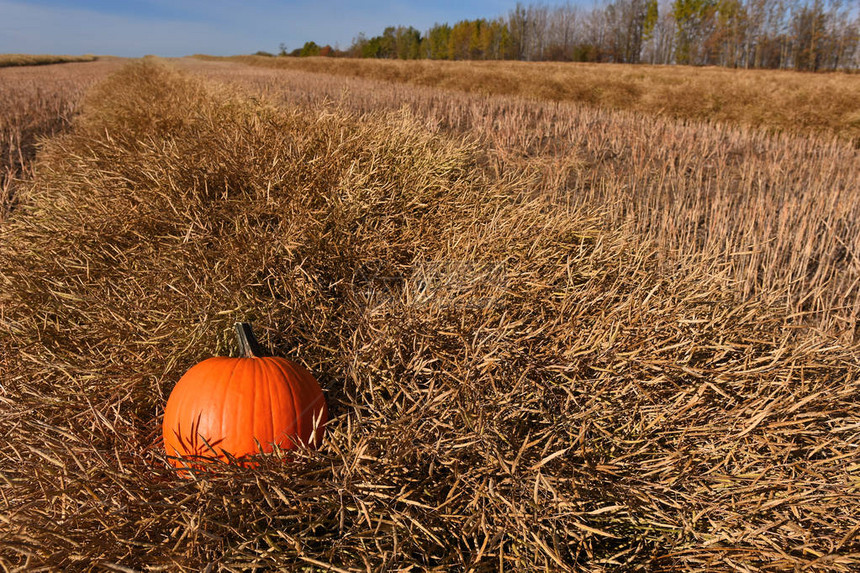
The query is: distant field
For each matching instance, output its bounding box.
[197,55,860,143]
[1,58,859,571]
[0,58,123,219]
[0,53,98,67]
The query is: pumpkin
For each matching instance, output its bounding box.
[162,322,327,469]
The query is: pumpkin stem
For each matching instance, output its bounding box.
[235,322,266,358]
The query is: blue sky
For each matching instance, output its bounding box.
[0,0,524,57]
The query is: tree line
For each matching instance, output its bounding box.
[280,0,859,70]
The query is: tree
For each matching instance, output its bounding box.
[545,4,580,61]
[673,0,719,64]
[507,3,529,59]
[355,27,397,58]
[478,19,508,59]
[394,26,423,59]
[315,0,859,69]
[424,24,452,59]
[448,20,475,59]
[646,0,678,64]
[644,0,660,43]
[711,0,747,67]
[298,41,321,57]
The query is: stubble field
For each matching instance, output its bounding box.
[1,57,859,571]
[196,55,860,143]
[0,58,125,219]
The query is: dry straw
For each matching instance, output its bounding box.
[0,58,123,220]
[183,58,860,339]
[199,54,860,144]
[0,54,97,68]
[1,60,859,571]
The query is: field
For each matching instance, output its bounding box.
[182,58,860,336]
[0,54,98,68]
[0,58,124,219]
[1,57,859,571]
[197,55,860,143]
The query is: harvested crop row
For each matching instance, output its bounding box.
[1,61,858,571]
[0,54,98,67]
[182,58,860,340]
[0,58,123,220]
[196,54,860,144]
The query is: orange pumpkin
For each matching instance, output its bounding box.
[162,322,327,470]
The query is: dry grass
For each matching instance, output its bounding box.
[0,59,123,220]
[182,58,860,340]
[2,59,859,571]
[196,55,860,144]
[0,54,97,67]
